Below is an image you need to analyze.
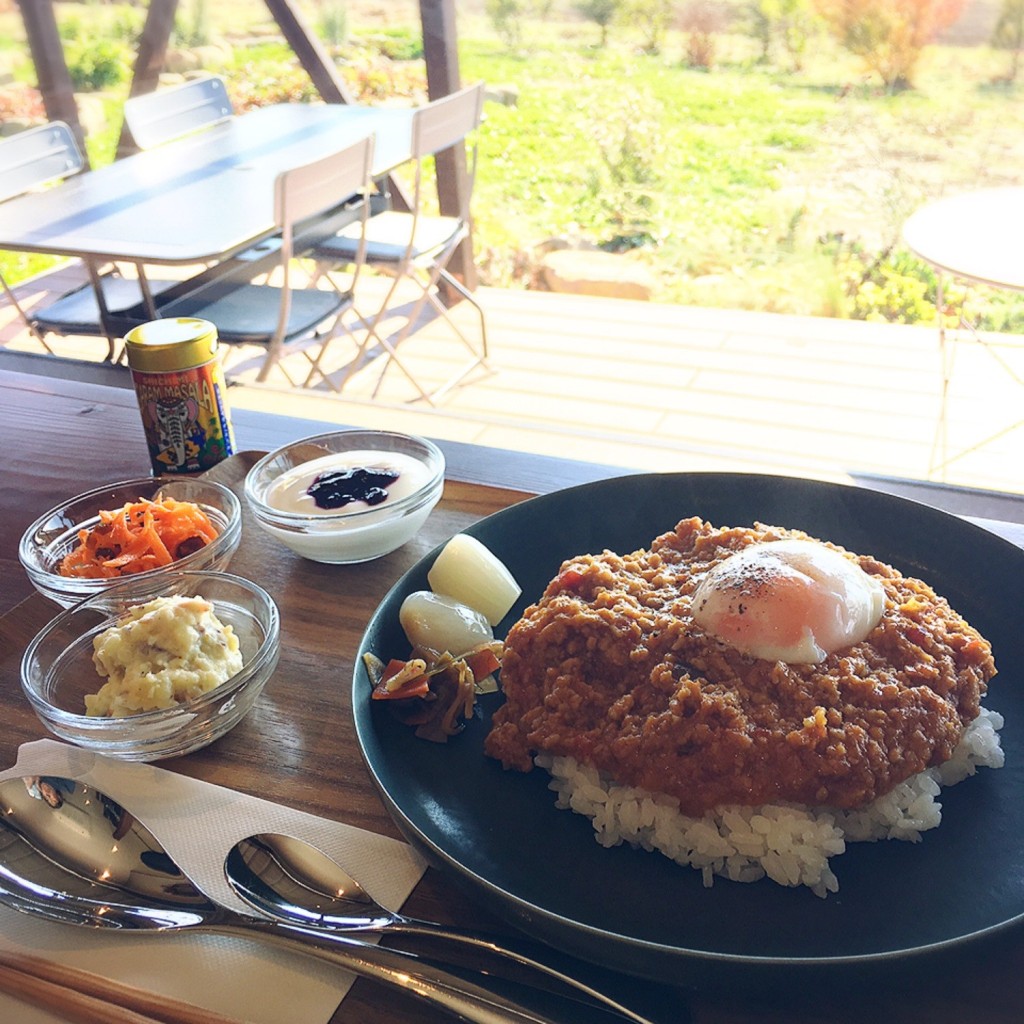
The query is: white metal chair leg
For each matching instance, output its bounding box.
[927,271,1024,479]
[929,273,949,479]
[0,273,56,355]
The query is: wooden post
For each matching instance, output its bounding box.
[262,0,358,104]
[116,0,180,158]
[262,0,411,212]
[419,0,477,289]
[16,0,88,165]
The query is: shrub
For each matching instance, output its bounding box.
[65,40,128,92]
[486,0,526,47]
[992,0,1024,81]
[844,256,934,323]
[59,11,85,42]
[979,289,1024,333]
[0,85,46,121]
[823,234,946,324]
[228,63,320,111]
[576,0,623,46]
[341,53,427,101]
[317,2,349,49]
[581,90,662,248]
[627,0,675,53]
[747,0,819,70]
[679,1,728,69]
[813,0,966,90]
[109,5,146,43]
[174,0,212,48]
[360,27,424,61]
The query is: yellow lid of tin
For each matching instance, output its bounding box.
[124,318,219,373]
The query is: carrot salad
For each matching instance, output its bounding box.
[58,496,219,579]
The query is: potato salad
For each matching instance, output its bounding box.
[87,594,242,717]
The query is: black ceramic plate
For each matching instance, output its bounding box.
[352,473,1024,981]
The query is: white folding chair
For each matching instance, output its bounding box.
[0,120,83,205]
[123,74,234,150]
[146,134,375,388]
[0,122,174,359]
[0,122,81,354]
[313,82,489,404]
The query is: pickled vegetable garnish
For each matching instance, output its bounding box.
[365,641,503,742]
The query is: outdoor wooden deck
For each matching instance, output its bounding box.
[3,261,1022,497]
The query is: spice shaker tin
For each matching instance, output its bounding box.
[125,318,235,474]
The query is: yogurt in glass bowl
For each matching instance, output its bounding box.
[244,430,445,564]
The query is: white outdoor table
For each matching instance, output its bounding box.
[902,186,1024,476]
[0,102,414,266]
[0,102,415,359]
[903,186,1024,298]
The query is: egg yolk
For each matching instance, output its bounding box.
[690,539,886,664]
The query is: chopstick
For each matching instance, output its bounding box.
[0,950,248,1024]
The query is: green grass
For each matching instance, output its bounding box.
[462,40,836,266]
[460,22,1024,324]
[3,3,1024,329]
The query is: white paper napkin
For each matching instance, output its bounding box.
[0,739,427,1024]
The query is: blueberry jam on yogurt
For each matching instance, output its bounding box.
[308,467,399,509]
[266,451,432,517]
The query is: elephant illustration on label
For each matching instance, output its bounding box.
[148,395,203,469]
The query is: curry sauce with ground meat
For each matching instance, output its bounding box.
[484,518,996,814]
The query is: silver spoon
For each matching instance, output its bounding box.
[0,776,573,1024]
[226,832,655,1024]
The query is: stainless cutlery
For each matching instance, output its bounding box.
[0,776,595,1024]
[226,831,654,1024]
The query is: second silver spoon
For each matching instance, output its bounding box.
[226,832,656,1024]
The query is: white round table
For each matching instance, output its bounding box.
[903,186,1024,293]
[902,187,1024,478]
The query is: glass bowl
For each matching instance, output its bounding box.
[21,570,280,762]
[244,430,445,564]
[19,477,242,609]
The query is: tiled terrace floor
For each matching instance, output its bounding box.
[3,262,1023,497]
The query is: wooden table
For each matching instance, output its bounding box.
[3,367,1024,1024]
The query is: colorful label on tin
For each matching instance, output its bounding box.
[131,362,235,474]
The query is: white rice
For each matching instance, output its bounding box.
[538,706,1005,898]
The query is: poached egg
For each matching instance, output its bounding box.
[691,538,886,664]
